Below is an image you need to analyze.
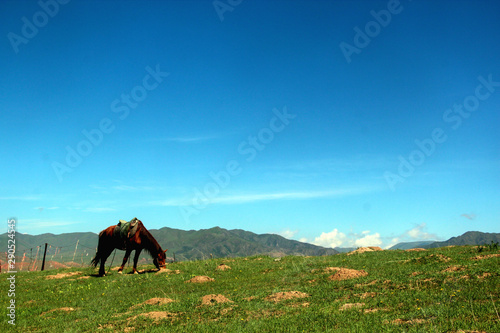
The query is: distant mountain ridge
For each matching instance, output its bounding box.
[334,247,357,253]
[147,226,338,260]
[390,231,500,250]
[422,231,500,249]
[0,226,337,262]
[1,229,497,263]
[389,241,436,250]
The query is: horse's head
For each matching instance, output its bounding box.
[153,249,168,269]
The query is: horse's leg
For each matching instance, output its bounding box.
[132,249,142,274]
[118,249,132,274]
[98,248,113,277]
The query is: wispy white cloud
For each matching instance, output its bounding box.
[0,196,40,201]
[406,223,436,240]
[84,207,116,213]
[34,207,59,212]
[89,182,158,195]
[145,134,221,143]
[460,213,476,220]
[354,232,382,247]
[311,229,383,248]
[2,219,82,234]
[385,223,439,248]
[152,187,377,207]
[210,191,334,205]
[270,156,394,175]
[112,185,155,191]
[274,229,298,239]
[312,229,347,248]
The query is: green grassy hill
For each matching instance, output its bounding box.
[1,245,498,332]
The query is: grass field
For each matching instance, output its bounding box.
[1,245,499,332]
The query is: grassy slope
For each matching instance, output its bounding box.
[1,246,499,332]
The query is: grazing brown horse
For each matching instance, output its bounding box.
[91,218,167,276]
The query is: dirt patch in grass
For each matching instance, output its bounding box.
[130,311,179,322]
[131,297,175,309]
[477,272,492,279]
[216,264,231,271]
[347,247,383,255]
[328,268,368,281]
[265,291,309,303]
[97,324,114,330]
[363,308,379,313]
[364,307,390,313]
[389,317,434,325]
[44,261,70,269]
[409,254,451,264]
[185,276,214,283]
[46,272,81,279]
[324,267,342,272]
[201,294,233,305]
[40,307,77,316]
[137,268,160,274]
[471,254,500,260]
[442,265,466,273]
[156,268,181,274]
[290,302,310,308]
[358,292,377,299]
[355,280,378,288]
[405,248,427,252]
[340,303,364,311]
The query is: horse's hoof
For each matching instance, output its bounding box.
[118,271,122,274]
[133,271,138,275]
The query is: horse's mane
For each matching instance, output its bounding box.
[138,221,162,257]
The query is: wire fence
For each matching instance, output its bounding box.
[1,239,171,273]
[0,241,98,272]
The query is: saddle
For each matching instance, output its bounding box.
[114,217,140,241]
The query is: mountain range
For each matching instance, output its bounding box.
[1,228,498,264]
[389,231,500,250]
[421,231,500,249]
[389,241,436,250]
[0,226,337,263]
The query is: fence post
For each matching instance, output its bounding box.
[72,240,79,262]
[41,243,48,271]
[32,246,40,271]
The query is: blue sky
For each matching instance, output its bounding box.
[1,0,499,248]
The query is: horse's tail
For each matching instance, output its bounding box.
[90,230,105,267]
[90,253,100,267]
